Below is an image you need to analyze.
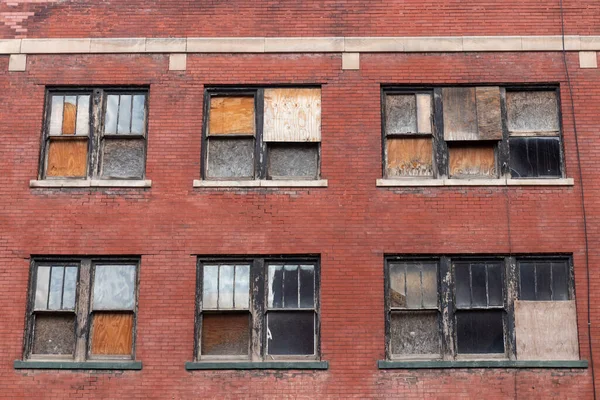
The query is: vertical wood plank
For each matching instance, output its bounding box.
[443,88,478,141]
[264,88,321,142]
[209,96,255,135]
[476,87,503,140]
[90,312,134,356]
[46,139,88,177]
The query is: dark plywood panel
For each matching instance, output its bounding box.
[456,310,505,354]
[33,314,76,355]
[206,138,254,179]
[90,312,134,356]
[62,102,77,135]
[101,139,145,179]
[515,301,579,360]
[209,96,255,135]
[386,137,433,177]
[46,139,88,177]
[449,145,496,178]
[267,311,314,355]
[267,143,318,179]
[264,88,321,142]
[201,312,250,356]
[391,311,440,356]
[476,87,503,140]
[506,91,560,133]
[443,87,478,141]
[385,95,417,134]
[509,137,561,178]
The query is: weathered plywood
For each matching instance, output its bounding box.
[385,95,417,134]
[209,96,255,135]
[506,91,559,134]
[449,145,496,178]
[416,94,432,134]
[443,87,478,141]
[386,138,433,177]
[515,301,579,361]
[90,312,134,355]
[62,101,77,135]
[202,313,250,356]
[476,87,503,140]
[264,88,321,142]
[46,139,88,177]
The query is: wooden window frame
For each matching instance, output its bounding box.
[384,255,574,362]
[23,257,140,362]
[39,88,150,180]
[381,86,565,180]
[195,256,321,362]
[201,87,322,181]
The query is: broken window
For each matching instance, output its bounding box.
[203,88,321,181]
[197,257,320,361]
[25,258,139,362]
[41,89,148,180]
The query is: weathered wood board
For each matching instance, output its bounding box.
[475,87,503,140]
[90,312,134,355]
[264,88,321,142]
[209,96,255,135]
[449,145,496,177]
[62,101,77,135]
[386,138,433,177]
[46,139,88,177]
[443,87,478,141]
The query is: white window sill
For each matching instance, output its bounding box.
[193,179,328,188]
[376,178,574,187]
[30,179,152,188]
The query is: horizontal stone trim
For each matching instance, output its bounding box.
[193,179,328,188]
[185,361,329,370]
[378,360,588,369]
[376,178,574,187]
[14,360,143,370]
[30,179,152,188]
[1,36,599,55]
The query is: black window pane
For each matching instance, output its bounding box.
[536,262,552,300]
[471,264,487,307]
[299,265,315,308]
[519,262,536,300]
[509,137,561,178]
[455,263,471,308]
[267,311,315,355]
[33,313,76,355]
[283,265,299,308]
[456,311,504,354]
[391,311,440,356]
[206,138,254,179]
[552,262,569,301]
[487,263,503,307]
[269,265,284,308]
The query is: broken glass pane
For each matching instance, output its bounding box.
[391,311,440,356]
[519,262,536,300]
[299,265,315,308]
[509,137,561,178]
[283,265,299,308]
[535,262,552,301]
[470,264,487,307]
[48,266,64,310]
[456,310,504,354]
[389,263,407,308]
[117,95,132,134]
[49,96,64,135]
[105,95,119,134]
[101,138,145,179]
[552,262,569,301]
[206,138,254,179]
[62,267,78,310]
[202,312,250,356]
[218,265,234,309]
[267,311,314,355]
[33,313,76,355]
[93,265,136,310]
[234,265,250,309]
[487,263,503,307]
[268,265,283,308]
[202,265,219,309]
[35,266,51,310]
[455,263,471,308]
[131,95,146,135]
[267,143,318,179]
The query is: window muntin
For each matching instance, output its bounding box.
[518,259,570,301]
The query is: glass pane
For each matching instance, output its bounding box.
[299,265,315,308]
[62,96,77,135]
[46,139,88,178]
[421,263,438,308]
[33,313,76,355]
[49,96,64,135]
[456,311,504,354]
[455,263,471,308]
[206,138,254,179]
[234,265,250,309]
[62,267,78,310]
[535,262,552,301]
[34,266,51,310]
[267,311,315,355]
[519,262,536,300]
[283,265,299,308]
[552,262,569,301]
[509,137,561,178]
[93,265,136,310]
[267,144,318,179]
[48,266,64,310]
[268,265,283,308]
[389,264,406,308]
[218,265,234,309]
[506,91,559,133]
[76,95,90,135]
[90,312,134,356]
[201,312,250,356]
[405,263,421,309]
[117,95,132,134]
[105,95,119,134]
[470,264,487,307]
[101,138,145,179]
[391,311,440,356]
[131,95,146,134]
[385,94,417,134]
[202,265,219,309]
[487,263,503,307]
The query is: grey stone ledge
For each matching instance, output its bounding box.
[0,39,22,54]
[185,361,329,370]
[265,37,343,53]
[378,360,588,369]
[21,38,91,54]
[90,38,146,53]
[187,37,265,53]
[30,179,152,188]
[193,179,328,188]
[377,178,574,187]
[146,38,187,53]
[14,360,142,370]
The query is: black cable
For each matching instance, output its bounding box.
[559,1,597,398]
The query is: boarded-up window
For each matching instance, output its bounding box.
[442,87,502,141]
[264,89,321,142]
[449,144,496,178]
[267,143,319,179]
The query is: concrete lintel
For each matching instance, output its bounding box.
[0,39,22,54]
[403,37,463,52]
[146,38,187,53]
[463,36,522,52]
[8,54,26,72]
[264,37,343,52]
[345,37,405,52]
[90,38,146,53]
[521,36,563,51]
[187,37,265,53]
[580,36,600,51]
[21,38,91,54]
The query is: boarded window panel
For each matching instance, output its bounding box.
[117,95,132,134]
[267,143,318,179]
[299,265,315,308]
[519,262,536,300]
[93,265,136,310]
[201,313,250,356]
[391,311,440,356]
[456,311,504,354]
[283,265,299,308]
[202,265,219,309]
[33,313,76,355]
[535,263,552,301]
[62,97,77,135]
[206,138,254,179]
[385,95,417,134]
[443,87,478,141]
[35,267,51,310]
[218,265,234,309]
[509,137,561,178]
[476,87,503,140]
[405,264,422,309]
[268,265,284,308]
[386,138,433,177]
[267,311,315,355]
[234,265,250,310]
[515,301,579,360]
[416,94,433,134]
[552,262,569,301]
[101,139,145,179]
[209,96,255,135]
[506,91,560,133]
[105,95,119,134]
[449,145,496,178]
[131,95,146,135]
[264,88,321,142]
[90,312,134,356]
[455,264,472,308]
[46,139,88,178]
[48,266,64,310]
[75,96,90,136]
[389,264,407,308]
[49,96,64,135]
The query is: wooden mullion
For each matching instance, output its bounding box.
[433,88,448,179]
[74,259,90,362]
[505,257,517,360]
[90,89,104,178]
[440,256,455,360]
[498,88,511,177]
[251,258,265,361]
[200,89,210,179]
[256,89,266,179]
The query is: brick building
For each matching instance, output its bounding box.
[0,1,599,398]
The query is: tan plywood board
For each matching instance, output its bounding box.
[264,88,321,142]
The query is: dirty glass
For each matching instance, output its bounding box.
[391,311,440,356]
[48,266,64,310]
[101,139,145,179]
[206,138,254,179]
[268,265,284,308]
[234,265,250,309]
[76,95,90,135]
[34,266,51,310]
[202,265,219,309]
[299,265,315,308]
[33,313,76,355]
[455,262,503,308]
[92,265,136,310]
[218,265,234,309]
[389,262,437,309]
[267,144,318,179]
[509,137,561,178]
[283,265,299,308]
[535,262,552,301]
[117,95,132,134]
[62,267,78,310]
[456,310,504,354]
[519,262,536,300]
[551,262,569,301]
[267,311,314,355]
[105,95,119,134]
[385,94,417,134]
[131,95,146,134]
[202,312,250,356]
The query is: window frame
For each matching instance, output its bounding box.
[39,87,150,181]
[195,256,321,362]
[24,257,141,363]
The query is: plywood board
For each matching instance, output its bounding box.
[264,88,321,142]
[449,145,496,178]
[515,301,579,361]
[416,94,432,134]
[476,87,503,140]
[209,96,255,135]
[46,139,88,177]
[90,312,134,355]
[443,87,478,141]
[386,137,433,177]
[62,102,77,135]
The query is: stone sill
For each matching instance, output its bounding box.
[30,179,152,188]
[185,361,329,370]
[378,360,588,369]
[14,360,143,370]
[193,179,328,188]
[376,178,574,187]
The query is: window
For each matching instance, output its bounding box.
[381,87,564,180]
[24,258,139,361]
[202,88,322,181]
[40,89,148,180]
[385,256,578,361]
[196,257,320,361]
